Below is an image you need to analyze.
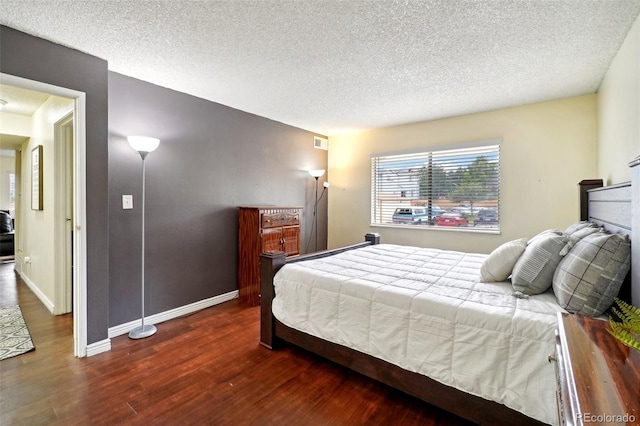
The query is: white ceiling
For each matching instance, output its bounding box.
[0,84,51,116]
[0,84,49,149]
[1,1,639,136]
[0,85,50,149]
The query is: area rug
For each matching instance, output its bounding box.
[0,305,35,360]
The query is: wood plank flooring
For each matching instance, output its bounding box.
[0,263,473,425]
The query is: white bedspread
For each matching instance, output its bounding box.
[272,244,564,425]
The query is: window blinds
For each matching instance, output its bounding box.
[371,142,500,228]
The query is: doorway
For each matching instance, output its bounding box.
[54,113,74,315]
[0,73,88,357]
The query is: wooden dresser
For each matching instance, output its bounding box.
[238,206,302,305]
[554,312,640,426]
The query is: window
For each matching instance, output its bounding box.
[371,141,500,230]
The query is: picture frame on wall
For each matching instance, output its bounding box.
[32,145,43,210]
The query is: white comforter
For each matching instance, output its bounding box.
[272,244,564,425]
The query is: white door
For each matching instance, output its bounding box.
[55,113,74,314]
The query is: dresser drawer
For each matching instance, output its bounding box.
[261,212,300,228]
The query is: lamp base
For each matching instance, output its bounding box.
[128,324,157,339]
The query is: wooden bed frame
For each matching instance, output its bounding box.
[259,164,639,426]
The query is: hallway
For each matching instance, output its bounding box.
[0,262,73,344]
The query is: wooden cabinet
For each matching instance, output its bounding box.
[554,313,640,426]
[238,206,302,305]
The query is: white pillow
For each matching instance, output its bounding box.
[480,238,528,282]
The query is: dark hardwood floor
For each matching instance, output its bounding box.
[0,263,473,425]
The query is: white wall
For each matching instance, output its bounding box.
[328,95,597,254]
[19,95,73,306]
[598,13,640,185]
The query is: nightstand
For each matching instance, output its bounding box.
[554,312,640,425]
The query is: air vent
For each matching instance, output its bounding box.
[313,136,328,150]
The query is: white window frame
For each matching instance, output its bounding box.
[371,139,501,232]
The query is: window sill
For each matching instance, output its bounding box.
[370,223,501,235]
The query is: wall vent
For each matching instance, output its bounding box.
[313,136,328,150]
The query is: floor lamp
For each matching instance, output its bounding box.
[309,169,326,252]
[127,136,160,339]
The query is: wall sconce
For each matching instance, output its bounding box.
[128,136,160,339]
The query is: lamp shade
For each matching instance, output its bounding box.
[128,136,160,153]
[309,169,325,178]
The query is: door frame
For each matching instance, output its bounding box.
[1,73,89,357]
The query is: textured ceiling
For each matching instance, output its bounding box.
[1,1,639,136]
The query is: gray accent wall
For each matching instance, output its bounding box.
[1,24,328,343]
[0,25,110,344]
[108,72,328,325]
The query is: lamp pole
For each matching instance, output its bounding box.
[314,176,319,252]
[308,169,325,253]
[127,136,160,339]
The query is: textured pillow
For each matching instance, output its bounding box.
[553,232,631,317]
[564,221,597,235]
[527,229,561,245]
[564,221,601,244]
[511,231,571,295]
[480,238,528,282]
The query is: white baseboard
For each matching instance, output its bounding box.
[18,270,55,314]
[86,338,111,357]
[16,276,239,357]
[108,290,239,339]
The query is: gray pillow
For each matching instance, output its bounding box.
[553,232,631,317]
[564,221,601,244]
[564,221,598,236]
[511,230,571,295]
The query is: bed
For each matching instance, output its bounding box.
[259,168,638,426]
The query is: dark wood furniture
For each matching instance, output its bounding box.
[259,168,638,426]
[554,313,640,426]
[578,179,603,221]
[238,206,302,305]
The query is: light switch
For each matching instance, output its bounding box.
[122,195,133,210]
